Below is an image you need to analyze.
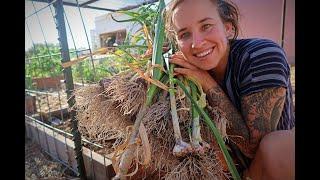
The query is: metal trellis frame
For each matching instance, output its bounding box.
[75,0,97,82]
[52,0,87,179]
[25,0,160,179]
[62,5,85,85]
[29,0,160,12]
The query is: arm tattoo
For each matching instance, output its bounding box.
[206,86,286,158]
[241,87,286,148]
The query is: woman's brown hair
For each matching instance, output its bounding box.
[164,0,240,43]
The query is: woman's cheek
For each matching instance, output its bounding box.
[178,41,190,53]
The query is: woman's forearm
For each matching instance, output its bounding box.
[206,85,287,158]
[206,85,255,158]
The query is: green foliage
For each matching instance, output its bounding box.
[25,75,35,90]
[73,60,95,83]
[114,3,158,43]
[146,0,166,105]
[72,53,131,83]
[25,2,165,86]
[69,3,160,84]
[25,43,65,89]
[25,43,63,78]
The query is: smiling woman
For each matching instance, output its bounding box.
[164,0,295,179]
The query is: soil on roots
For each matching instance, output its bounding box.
[65,72,230,179]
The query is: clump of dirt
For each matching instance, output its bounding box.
[25,138,78,180]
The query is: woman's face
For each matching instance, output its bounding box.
[172,0,233,70]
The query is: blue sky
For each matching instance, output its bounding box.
[25,0,171,51]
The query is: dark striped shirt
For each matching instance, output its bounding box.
[220,38,295,130]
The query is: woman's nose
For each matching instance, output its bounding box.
[191,34,205,49]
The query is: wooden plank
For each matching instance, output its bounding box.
[82,147,115,180]
[92,155,115,180]
[25,122,31,139]
[53,134,69,166]
[26,120,49,153]
[25,117,114,179]
[25,95,37,114]
[27,119,76,168]
[61,47,108,68]
[46,129,59,160]
[36,121,50,152]
[83,150,94,179]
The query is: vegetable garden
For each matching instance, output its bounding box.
[25,0,294,180]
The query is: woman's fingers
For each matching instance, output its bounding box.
[174,67,191,76]
[170,55,198,70]
[173,51,184,56]
[174,68,202,81]
[174,67,217,92]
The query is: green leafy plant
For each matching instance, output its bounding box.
[25,43,63,79]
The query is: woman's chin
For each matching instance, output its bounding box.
[195,63,217,71]
[203,65,217,71]
[199,60,219,70]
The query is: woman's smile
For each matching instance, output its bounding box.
[172,0,232,71]
[193,47,214,59]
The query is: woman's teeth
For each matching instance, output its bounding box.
[195,48,213,58]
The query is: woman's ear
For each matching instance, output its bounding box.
[224,22,234,39]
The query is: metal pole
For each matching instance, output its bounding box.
[46,0,85,86]
[280,0,287,48]
[25,0,58,19]
[62,5,85,85]
[56,83,64,121]
[53,0,87,179]
[75,0,97,81]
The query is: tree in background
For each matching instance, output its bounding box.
[25,43,63,78]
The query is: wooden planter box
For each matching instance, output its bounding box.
[25,116,115,179]
[32,76,64,90]
[25,95,37,115]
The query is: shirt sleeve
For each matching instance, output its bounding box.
[238,39,290,96]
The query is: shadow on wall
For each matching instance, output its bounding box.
[234,0,295,65]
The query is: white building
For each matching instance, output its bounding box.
[90,29,99,50]
[92,10,142,49]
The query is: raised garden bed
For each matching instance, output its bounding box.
[32,76,64,90]
[25,115,116,180]
[25,137,78,179]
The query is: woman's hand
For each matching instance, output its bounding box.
[169,51,217,92]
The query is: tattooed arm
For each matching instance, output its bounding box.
[207,85,286,158]
[169,51,287,157]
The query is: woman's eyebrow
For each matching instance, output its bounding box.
[177,27,187,34]
[176,17,214,34]
[199,17,214,23]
